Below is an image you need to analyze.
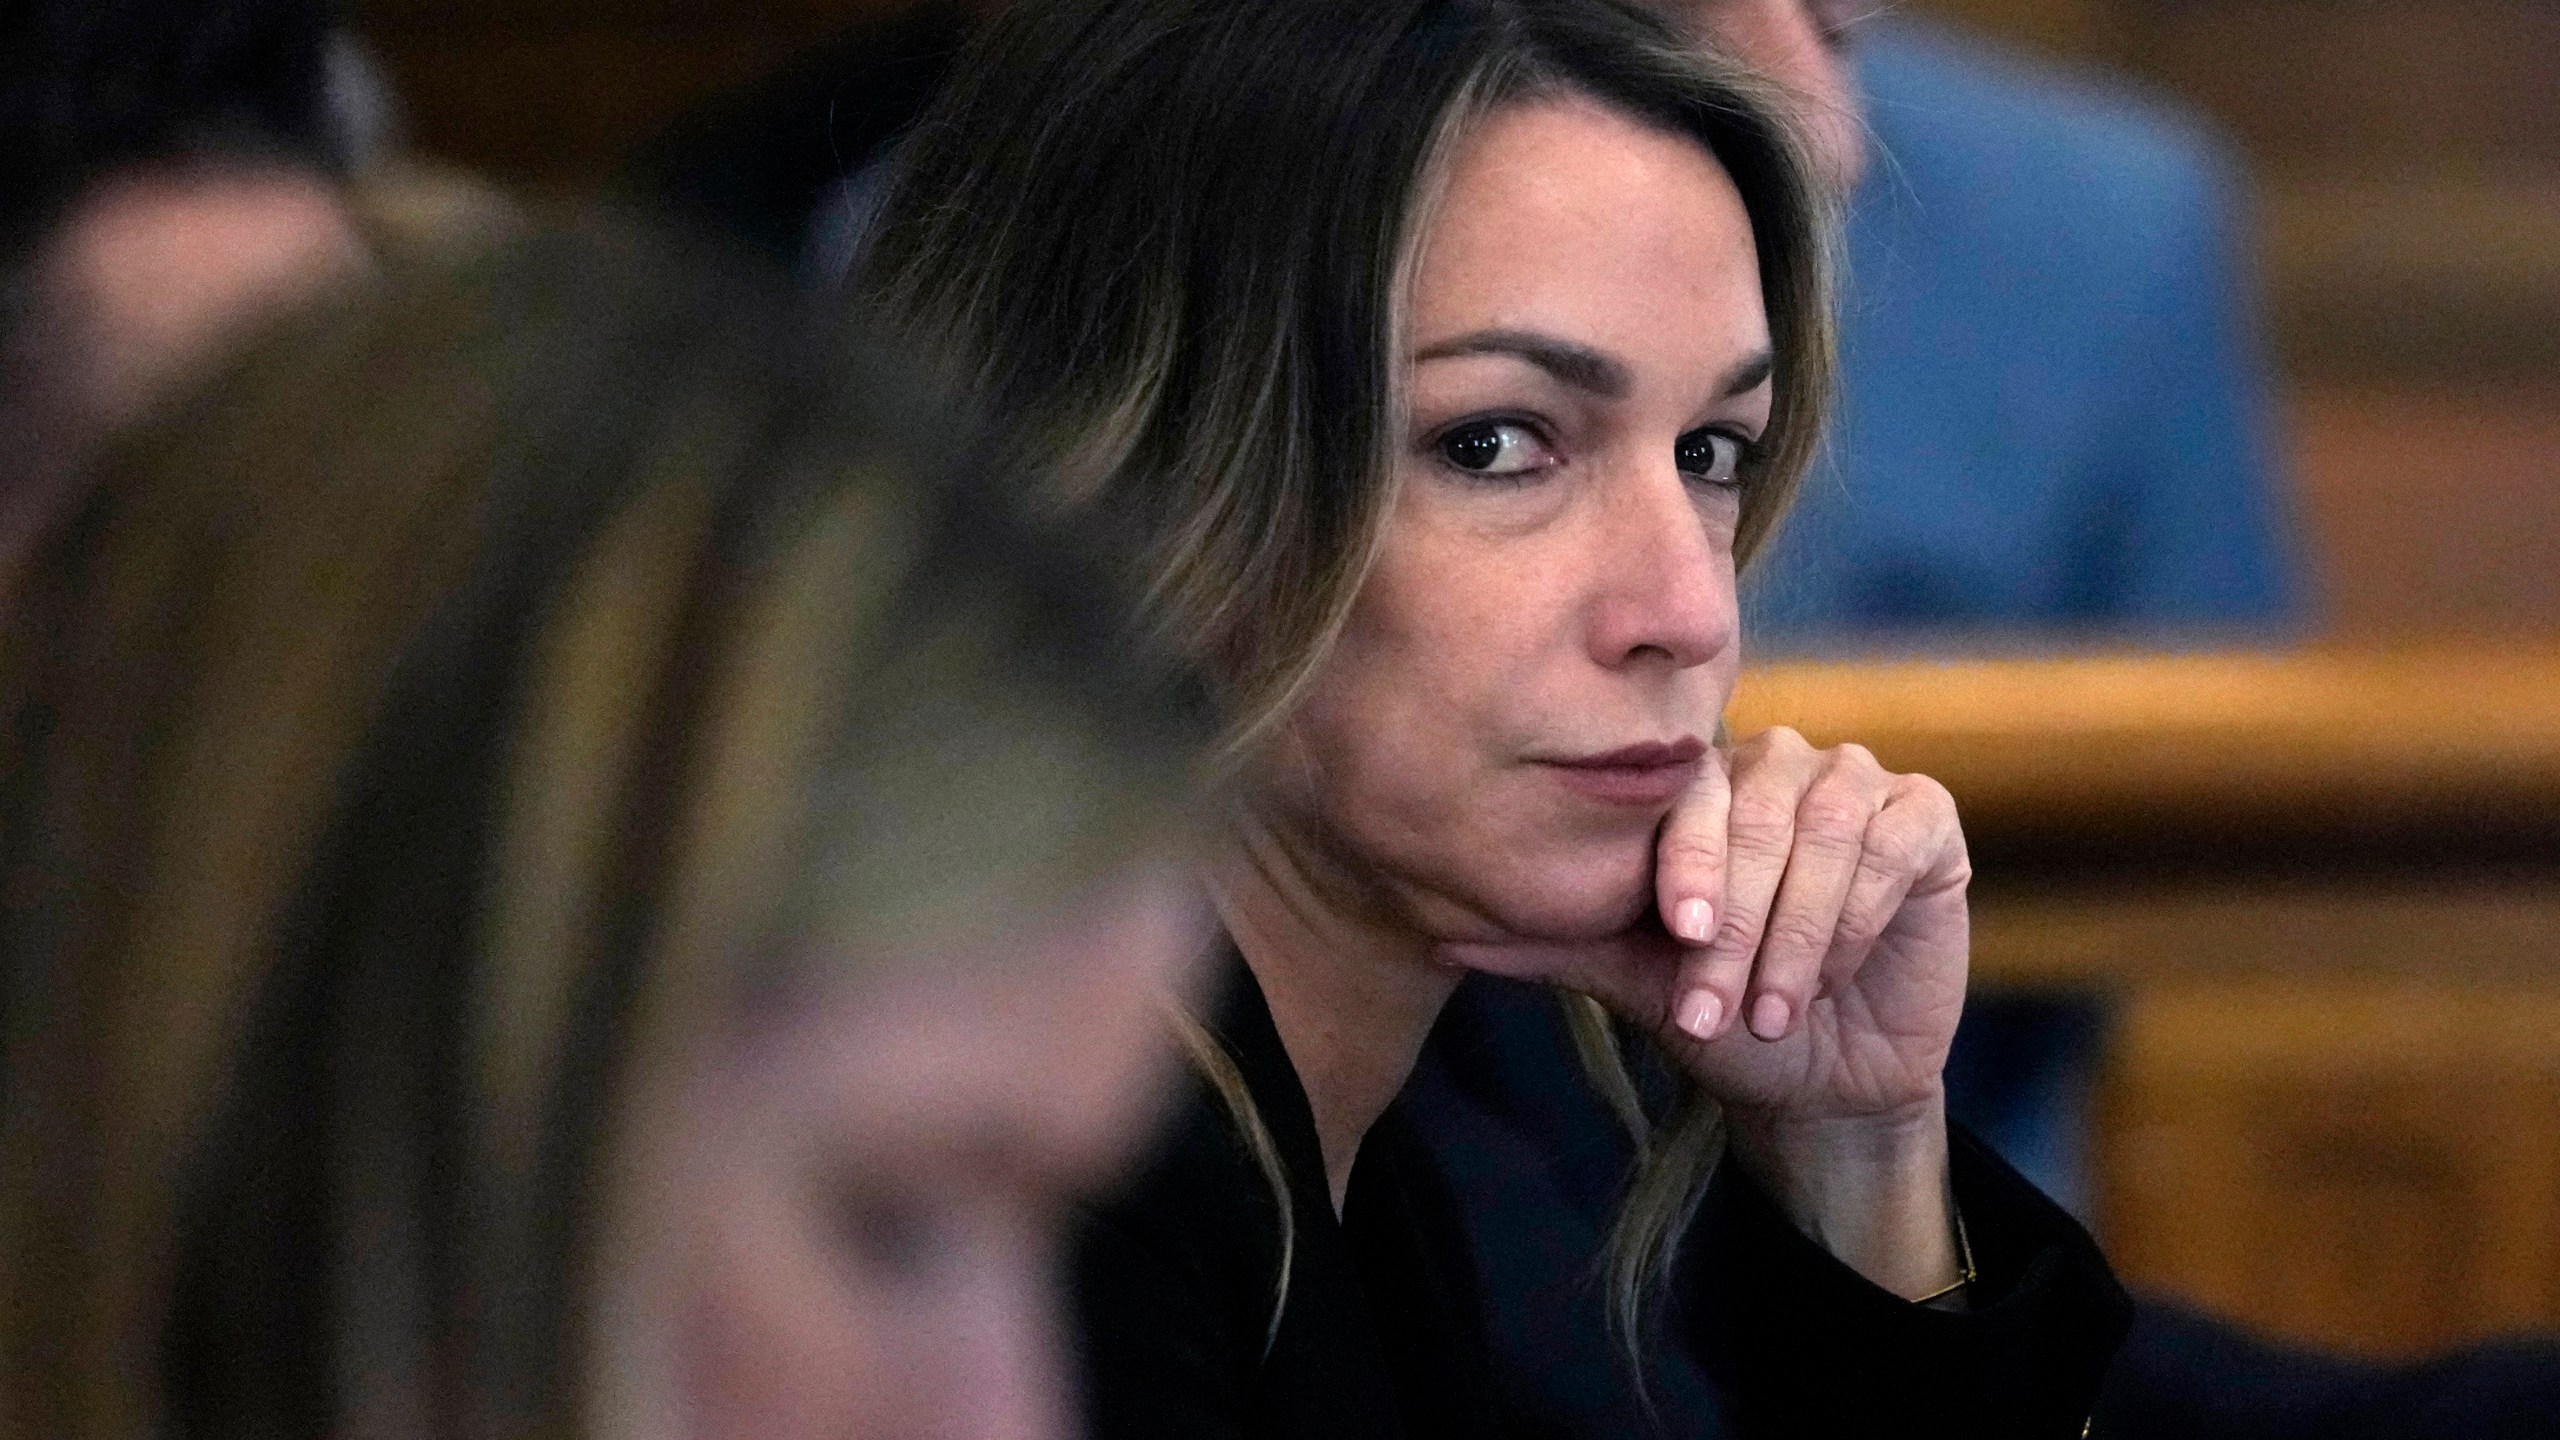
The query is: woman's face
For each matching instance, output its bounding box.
[1267,95,1772,944]
[603,857,1208,1440]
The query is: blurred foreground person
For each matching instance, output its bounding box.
[0,223,1209,1439]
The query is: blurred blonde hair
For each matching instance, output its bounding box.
[0,221,1202,1439]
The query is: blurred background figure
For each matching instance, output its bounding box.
[1748,8,2298,647]
[0,0,369,593]
[0,223,1210,1439]
[0,0,515,612]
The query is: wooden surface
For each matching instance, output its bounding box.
[1966,878,2560,988]
[1734,646,2560,1355]
[2100,979,2560,1357]
[1727,644,2560,844]
[2295,387,2560,636]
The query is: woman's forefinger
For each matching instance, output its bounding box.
[1656,744,1731,950]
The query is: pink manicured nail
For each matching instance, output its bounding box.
[1676,989,1722,1040]
[1673,898,1714,943]
[1748,993,1790,1041]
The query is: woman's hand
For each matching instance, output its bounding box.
[1649,726,1970,1122]
[1441,726,1973,1297]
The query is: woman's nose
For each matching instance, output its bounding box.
[1581,466,1738,673]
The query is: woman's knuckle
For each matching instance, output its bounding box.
[1900,771,1957,812]
[1864,817,1926,872]
[1831,911,1887,953]
[1765,913,1833,958]
[1728,795,1796,845]
[1796,789,1872,839]
[1660,822,1724,861]
[1748,726,1810,763]
[1712,908,1768,951]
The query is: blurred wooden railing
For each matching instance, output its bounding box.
[1731,644,2560,838]
[1732,644,2560,1357]
[1733,644,2560,987]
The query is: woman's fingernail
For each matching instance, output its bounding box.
[1676,989,1722,1040]
[1748,993,1790,1040]
[1673,898,1714,943]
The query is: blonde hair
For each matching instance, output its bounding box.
[0,221,1202,1439]
[861,0,1837,1374]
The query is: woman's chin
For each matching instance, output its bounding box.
[1452,842,1657,943]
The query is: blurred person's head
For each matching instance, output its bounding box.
[6,163,366,447]
[0,0,369,591]
[1668,1,1875,191]
[0,0,348,243]
[0,223,1210,1439]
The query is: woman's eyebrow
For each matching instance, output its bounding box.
[1412,330,1776,404]
[1718,349,1775,399]
[1413,328,1632,399]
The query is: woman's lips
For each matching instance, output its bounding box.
[1536,737,1708,806]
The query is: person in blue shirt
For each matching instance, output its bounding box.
[1748,11,2302,642]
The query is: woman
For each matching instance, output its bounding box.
[0,223,1210,1438]
[860,0,2127,1433]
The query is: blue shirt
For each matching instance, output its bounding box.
[1745,19,2305,649]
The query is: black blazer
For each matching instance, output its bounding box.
[1070,956,2130,1438]
[1071,959,1501,1440]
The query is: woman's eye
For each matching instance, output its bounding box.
[1437,420,1551,478]
[1676,429,1747,487]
